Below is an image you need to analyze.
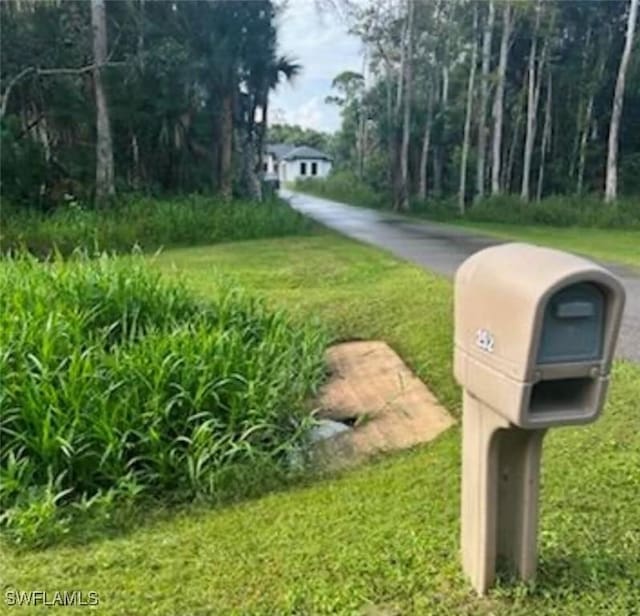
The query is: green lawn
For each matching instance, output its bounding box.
[445,221,640,270]
[4,234,639,615]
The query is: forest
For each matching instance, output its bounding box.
[0,0,298,207]
[326,0,640,212]
[2,0,639,216]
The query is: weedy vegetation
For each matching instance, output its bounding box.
[295,173,389,210]
[0,194,314,257]
[0,252,327,546]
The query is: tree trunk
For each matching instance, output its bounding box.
[491,2,512,195]
[570,26,592,182]
[357,50,368,181]
[577,33,608,194]
[459,6,479,213]
[520,5,542,201]
[505,85,526,191]
[220,93,234,200]
[357,108,366,180]
[242,136,261,200]
[433,146,443,197]
[576,95,593,195]
[536,72,552,202]
[91,0,115,204]
[605,0,638,203]
[418,90,434,201]
[398,0,414,212]
[256,94,268,183]
[131,133,140,189]
[476,0,495,201]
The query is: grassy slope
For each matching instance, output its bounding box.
[4,235,639,615]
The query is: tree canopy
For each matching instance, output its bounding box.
[332,0,640,208]
[0,0,295,206]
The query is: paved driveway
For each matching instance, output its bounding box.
[283,189,640,363]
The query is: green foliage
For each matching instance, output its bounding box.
[5,236,638,614]
[267,124,333,152]
[0,0,286,203]
[332,1,640,204]
[463,195,640,229]
[156,236,459,414]
[0,118,51,207]
[0,253,327,545]
[298,175,640,230]
[295,172,389,210]
[1,195,314,257]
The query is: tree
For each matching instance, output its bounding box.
[491,2,513,195]
[476,1,495,200]
[459,4,478,212]
[605,0,639,202]
[91,0,115,204]
[254,56,301,185]
[325,70,366,177]
[1,0,290,205]
[418,86,434,201]
[536,71,552,201]
[398,0,414,211]
[329,0,640,208]
[521,1,547,201]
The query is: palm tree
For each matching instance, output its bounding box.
[241,53,301,200]
[255,55,302,175]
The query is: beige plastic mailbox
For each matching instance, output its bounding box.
[454,243,625,595]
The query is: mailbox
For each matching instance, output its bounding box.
[454,243,625,595]
[454,243,625,428]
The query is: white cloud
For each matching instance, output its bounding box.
[285,96,324,129]
[270,1,363,133]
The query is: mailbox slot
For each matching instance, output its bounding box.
[528,377,597,416]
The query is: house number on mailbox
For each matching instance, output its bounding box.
[475,329,495,353]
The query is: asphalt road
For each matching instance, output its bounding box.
[283,189,640,364]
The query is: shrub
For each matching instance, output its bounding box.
[412,193,640,229]
[0,194,314,257]
[0,253,327,545]
[295,171,389,209]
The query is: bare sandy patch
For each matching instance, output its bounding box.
[312,341,455,467]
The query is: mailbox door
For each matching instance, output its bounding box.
[537,282,604,364]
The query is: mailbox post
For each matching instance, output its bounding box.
[454,243,625,595]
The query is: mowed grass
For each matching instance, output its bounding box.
[4,234,640,615]
[446,221,640,270]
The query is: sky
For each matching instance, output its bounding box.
[270,1,364,134]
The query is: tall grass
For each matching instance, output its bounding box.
[295,172,389,210]
[0,253,327,545]
[444,194,640,228]
[294,174,640,229]
[1,194,314,257]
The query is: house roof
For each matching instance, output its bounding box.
[283,145,332,161]
[265,143,293,159]
[265,143,332,162]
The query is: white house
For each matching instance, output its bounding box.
[264,144,332,184]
